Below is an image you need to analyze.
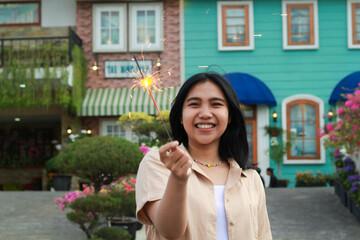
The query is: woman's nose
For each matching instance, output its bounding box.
[198,106,212,118]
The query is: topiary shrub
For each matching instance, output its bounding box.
[93,227,131,240]
[55,136,143,193]
[66,194,123,239]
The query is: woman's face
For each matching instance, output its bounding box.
[181,80,229,148]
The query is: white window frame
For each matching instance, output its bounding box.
[282,0,319,50]
[282,94,325,164]
[100,118,138,143]
[129,2,164,52]
[93,4,127,53]
[348,0,360,48]
[217,1,254,51]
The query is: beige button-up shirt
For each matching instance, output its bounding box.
[136,146,272,240]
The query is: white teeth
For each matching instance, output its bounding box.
[196,124,214,129]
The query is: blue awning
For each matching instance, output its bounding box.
[224,72,276,106]
[329,71,360,104]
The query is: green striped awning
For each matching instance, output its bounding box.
[80,87,179,116]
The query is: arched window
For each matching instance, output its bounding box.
[282,94,325,164]
[287,100,320,159]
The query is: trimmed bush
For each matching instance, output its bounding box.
[93,227,131,240]
[55,136,143,193]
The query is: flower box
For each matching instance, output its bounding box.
[334,179,341,197]
[339,183,348,208]
[353,204,360,223]
[347,196,355,213]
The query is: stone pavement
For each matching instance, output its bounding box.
[0,187,359,240]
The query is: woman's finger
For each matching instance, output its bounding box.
[159,141,179,161]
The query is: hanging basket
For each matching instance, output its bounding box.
[269,131,280,137]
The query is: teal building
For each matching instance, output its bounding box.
[182,0,360,187]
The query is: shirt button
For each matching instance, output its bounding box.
[230,221,235,226]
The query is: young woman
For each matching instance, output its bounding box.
[136,73,272,240]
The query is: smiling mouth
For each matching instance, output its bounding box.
[195,124,215,129]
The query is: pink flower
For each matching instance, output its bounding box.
[326,123,334,132]
[345,100,353,107]
[334,149,340,154]
[351,104,359,111]
[139,146,150,155]
[131,179,136,184]
[124,182,132,189]
[353,125,359,132]
[338,107,344,115]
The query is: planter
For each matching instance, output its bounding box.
[339,184,348,208]
[327,179,335,187]
[53,175,72,191]
[269,131,280,137]
[347,195,354,213]
[334,179,340,197]
[353,203,360,223]
[110,216,138,240]
[277,180,288,188]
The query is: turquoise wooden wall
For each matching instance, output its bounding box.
[183,0,360,186]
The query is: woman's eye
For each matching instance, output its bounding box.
[212,102,223,106]
[188,102,199,106]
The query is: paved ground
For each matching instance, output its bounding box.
[0,187,359,240]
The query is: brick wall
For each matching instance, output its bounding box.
[82,117,100,136]
[76,0,180,89]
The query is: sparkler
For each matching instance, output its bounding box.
[133,55,172,141]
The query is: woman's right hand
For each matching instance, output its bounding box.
[159,141,193,181]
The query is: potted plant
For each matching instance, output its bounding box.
[54,136,143,239]
[267,136,291,187]
[45,155,73,191]
[264,125,283,137]
[105,175,140,240]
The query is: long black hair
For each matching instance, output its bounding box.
[170,72,249,169]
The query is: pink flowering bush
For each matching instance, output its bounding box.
[55,191,86,211]
[54,175,137,239]
[319,83,360,154]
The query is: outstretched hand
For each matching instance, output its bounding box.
[159,141,193,181]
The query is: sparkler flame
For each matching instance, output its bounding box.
[132,55,173,141]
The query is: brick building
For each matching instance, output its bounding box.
[76,0,181,141]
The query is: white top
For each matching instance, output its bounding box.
[214,185,229,240]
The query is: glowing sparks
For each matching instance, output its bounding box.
[142,77,152,88]
[131,55,173,141]
[131,65,162,92]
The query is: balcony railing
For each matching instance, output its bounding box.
[0,27,82,68]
